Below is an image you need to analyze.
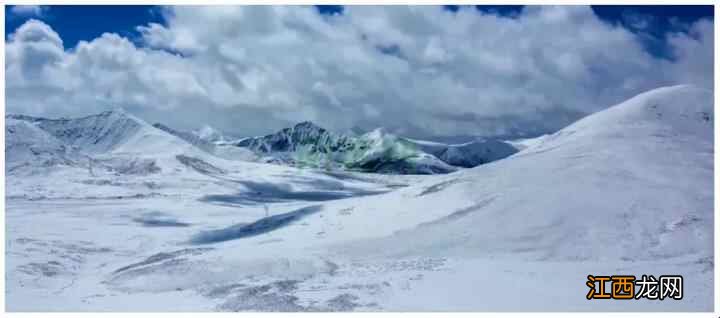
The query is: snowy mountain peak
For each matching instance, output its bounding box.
[235,121,342,154]
[100,107,128,115]
[228,119,521,174]
[6,118,82,172]
[609,84,712,129]
[539,84,713,149]
[293,121,325,132]
[8,110,147,154]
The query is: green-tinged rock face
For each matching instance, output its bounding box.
[234,122,454,174]
[233,121,517,174]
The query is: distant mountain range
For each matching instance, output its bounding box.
[225,121,518,173]
[6,110,520,175]
[6,84,714,311]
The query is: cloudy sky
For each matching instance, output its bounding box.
[5,5,714,140]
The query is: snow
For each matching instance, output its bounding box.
[343,128,458,174]
[5,85,713,311]
[404,137,519,167]
[325,85,713,260]
[13,109,145,154]
[505,134,550,151]
[153,122,258,162]
[6,118,82,172]
[231,122,503,174]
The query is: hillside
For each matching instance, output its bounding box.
[5,85,714,311]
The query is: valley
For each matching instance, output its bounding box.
[5,85,714,311]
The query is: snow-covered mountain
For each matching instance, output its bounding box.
[6,118,83,172]
[8,110,144,154]
[7,110,465,176]
[7,110,162,176]
[231,121,518,174]
[505,134,551,151]
[6,109,209,157]
[234,121,350,153]
[152,122,217,153]
[402,137,519,168]
[231,122,455,174]
[5,85,714,311]
[7,109,229,178]
[153,122,258,162]
[154,84,708,310]
[323,84,713,262]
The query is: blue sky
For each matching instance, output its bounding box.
[5,5,715,139]
[6,5,163,48]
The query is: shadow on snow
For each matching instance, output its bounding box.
[189,205,323,244]
[199,180,387,206]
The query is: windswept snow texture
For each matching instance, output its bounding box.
[5,85,714,311]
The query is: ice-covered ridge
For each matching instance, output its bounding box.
[8,109,146,154]
[7,109,208,158]
[5,118,82,172]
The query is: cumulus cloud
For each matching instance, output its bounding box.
[9,5,47,18]
[5,6,714,139]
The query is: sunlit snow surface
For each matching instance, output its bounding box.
[5,85,713,311]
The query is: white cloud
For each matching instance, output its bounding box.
[5,6,714,139]
[665,19,714,89]
[621,11,654,31]
[9,5,47,18]
[6,19,66,87]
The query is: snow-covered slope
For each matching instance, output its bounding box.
[152,123,217,153]
[505,134,550,151]
[149,84,708,310]
[5,108,402,199]
[7,109,246,179]
[152,123,257,162]
[403,137,519,168]
[6,118,83,173]
[311,85,713,261]
[153,120,516,174]
[8,110,144,154]
[120,84,708,310]
[5,85,714,311]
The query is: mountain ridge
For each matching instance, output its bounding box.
[229,121,518,174]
